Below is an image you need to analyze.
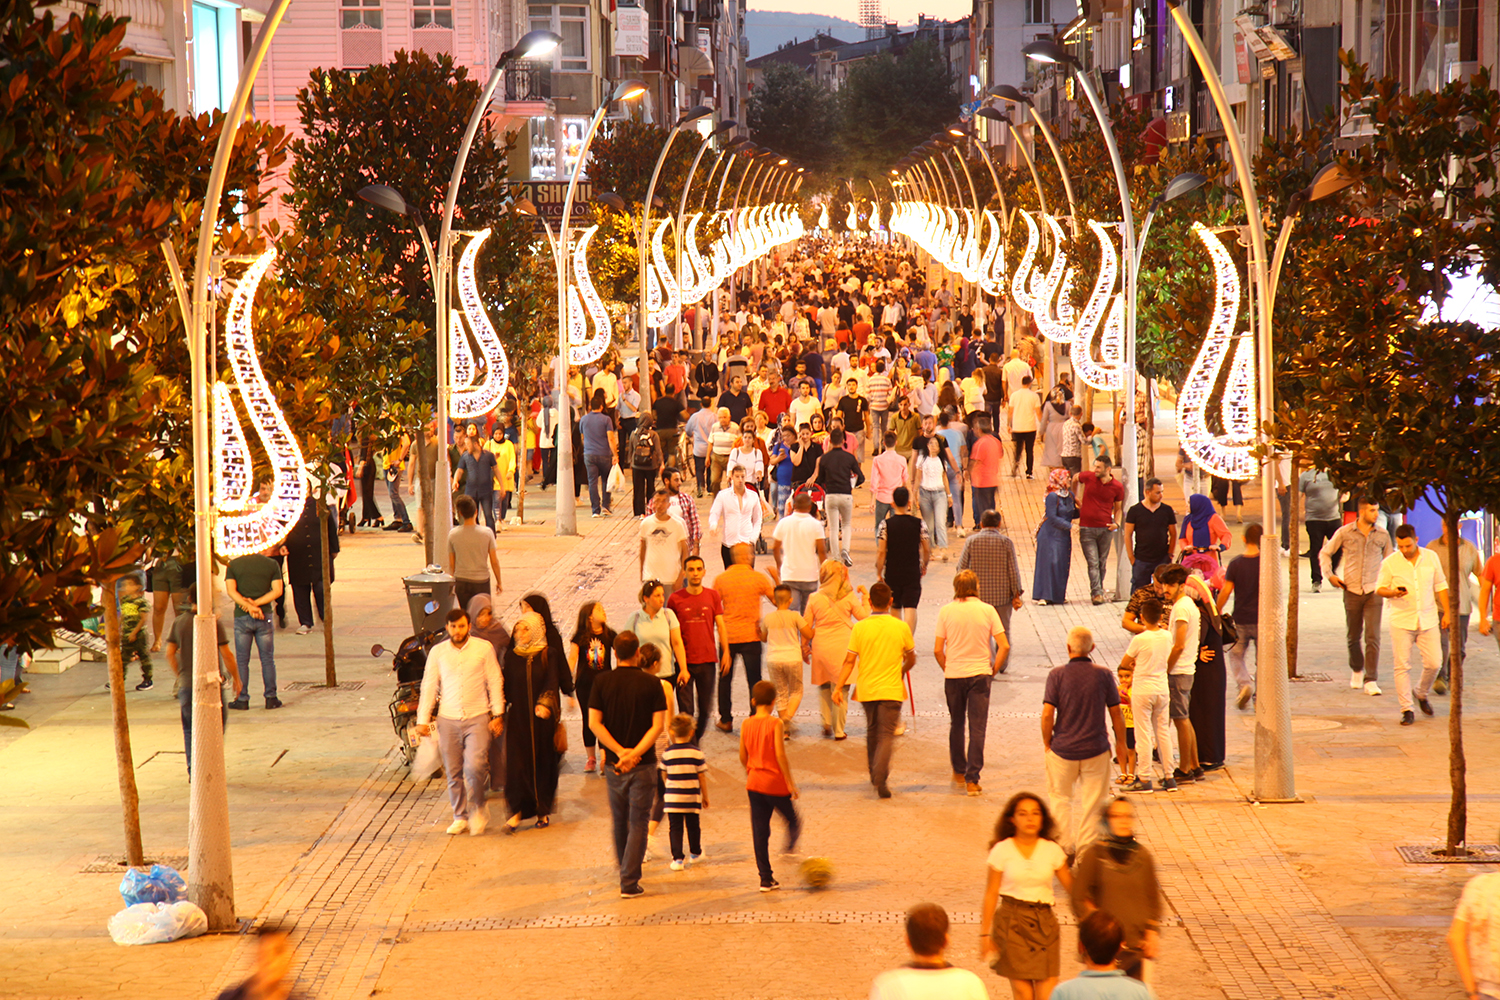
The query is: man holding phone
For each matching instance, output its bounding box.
[1375,524,1450,727]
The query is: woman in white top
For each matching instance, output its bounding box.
[980,792,1072,1000]
[913,435,955,555]
[727,426,769,490]
[622,580,687,682]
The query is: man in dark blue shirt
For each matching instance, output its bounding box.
[1042,627,1125,858]
[579,395,617,517]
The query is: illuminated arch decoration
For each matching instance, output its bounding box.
[846,202,858,231]
[1070,220,1124,392]
[449,310,476,391]
[648,217,680,328]
[215,246,308,558]
[1033,215,1072,343]
[817,204,830,230]
[1010,210,1041,315]
[569,225,611,365]
[450,228,512,418]
[977,209,1004,295]
[1178,222,1256,480]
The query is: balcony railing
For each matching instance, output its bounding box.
[504,63,552,103]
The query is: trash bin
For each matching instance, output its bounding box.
[403,567,455,634]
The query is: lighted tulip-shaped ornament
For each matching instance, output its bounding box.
[1178,222,1256,480]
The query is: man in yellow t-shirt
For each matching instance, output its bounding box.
[835,581,916,798]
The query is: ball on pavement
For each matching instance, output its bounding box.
[800,856,834,889]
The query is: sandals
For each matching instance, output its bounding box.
[534,816,550,830]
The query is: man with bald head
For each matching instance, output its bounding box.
[1041,627,1127,858]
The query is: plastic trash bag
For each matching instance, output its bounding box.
[119,863,186,905]
[411,732,443,781]
[606,463,622,493]
[108,900,208,946]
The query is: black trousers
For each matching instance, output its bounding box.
[678,661,717,743]
[575,667,603,749]
[1012,431,1036,475]
[1306,519,1342,583]
[748,790,801,882]
[632,468,657,516]
[291,579,325,628]
[668,812,702,860]
[719,641,763,724]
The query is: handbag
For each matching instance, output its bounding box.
[1218,611,1239,647]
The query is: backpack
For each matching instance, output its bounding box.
[631,428,656,470]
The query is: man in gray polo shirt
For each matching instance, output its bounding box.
[447,494,501,612]
[1321,498,1393,696]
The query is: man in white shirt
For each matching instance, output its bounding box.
[708,465,763,570]
[1376,523,1450,726]
[1001,348,1031,398]
[591,356,619,409]
[414,608,504,836]
[934,570,1009,795]
[869,903,988,1000]
[818,302,838,339]
[771,492,828,612]
[639,488,688,593]
[1119,594,1176,792]
[1160,565,1201,781]
[789,380,821,431]
[1007,375,1043,479]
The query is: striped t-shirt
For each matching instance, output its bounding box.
[661,742,707,813]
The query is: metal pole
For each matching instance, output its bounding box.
[554,97,616,536]
[1027,105,1079,236]
[1166,1,1289,801]
[1008,124,1051,217]
[182,0,292,930]
[676,137,717,351]
[639,126,689,408]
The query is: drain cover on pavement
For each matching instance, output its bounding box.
[282,680,365,691]
[80,854,189,874]
[1396,844,1500,865]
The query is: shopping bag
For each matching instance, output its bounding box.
[410,732,442,781]
[606,463,622,493]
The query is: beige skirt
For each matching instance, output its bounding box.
[990,895,1060,981]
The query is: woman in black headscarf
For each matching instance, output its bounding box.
[499,592,572,833]
[1070,797,1163,983]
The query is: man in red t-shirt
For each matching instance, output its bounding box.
[853,318,873,350]
[966,416,1002,530]
[756,370,792,425]
[664,352,689,398]
[667,555,728,742]
[1075,456,1126,604]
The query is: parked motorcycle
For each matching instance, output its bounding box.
[371,624,444,764]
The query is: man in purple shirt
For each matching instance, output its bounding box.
[1041,627,1126,857]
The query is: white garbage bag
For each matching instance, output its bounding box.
[108,900,208,946]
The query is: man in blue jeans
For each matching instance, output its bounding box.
[588,631,668,898]
[225,547,284,710]
[164,585,241,775]
[579,393,618,517]
[933,570,1010,796]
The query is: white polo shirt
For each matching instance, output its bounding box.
[1378,547,1448,631]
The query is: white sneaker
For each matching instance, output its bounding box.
[1364,681,1382,696]
[643,846,655,862]
[446,819,469,835]
[670,860,685,871]
[1350,671,1365,690]
[469,813,487,836]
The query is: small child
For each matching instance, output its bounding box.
[118,576,153,691]
[739,680,801,892]
[1115,648,1137,786]
[762,585,809,732]
[661,713,709,871]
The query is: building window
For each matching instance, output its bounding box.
[191,1,237,116]
[529,4,589,71]
[1024,0,1050,25]
[342,0,381,28]
[414,0,452,29]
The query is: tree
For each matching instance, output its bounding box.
[839,40,959,181]
[747,62,840,173]
[1276,60,1500,856]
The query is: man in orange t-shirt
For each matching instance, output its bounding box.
[712,542,779,733]
[966,416,1003,531]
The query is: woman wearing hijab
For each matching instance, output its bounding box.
[356,436,383,528]
[1187,571,1228,771]
[466,594,511,657]
[1177,493,1232,585]
[500,601,564,833]
[1071,797,1163,983]
[1032,468,1079,605]
[1037,388,1070,480]
[567,601,615,774]
[800,559,871,739]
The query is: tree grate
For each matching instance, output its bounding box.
[80,854,188,874]
[282,680,365,691]
[1289,673,1333,683]
[1395,843,1500,865]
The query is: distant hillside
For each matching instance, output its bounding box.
[744,9,864,59]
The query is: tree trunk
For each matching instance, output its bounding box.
[1144,380,1156,480]
[416,429,436,565]
[317,496,336,687]
[103,576,145,866]
[517,394,530,524]
[1286,452,1301,678]
[1443,505,1467,855]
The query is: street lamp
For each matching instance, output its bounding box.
[1159,0,1289,801]
[976,107,1049,216]
[1024,39,1140,553]
[675,119,737,349]
[988,84,1079,232]
[554,78,647,536]
[1136,172,1211,268]
[637,104,714,403]
[1269,163,1359,301]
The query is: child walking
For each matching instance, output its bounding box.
[763,585,809,732]
[118,576,153,691]
[739,680,801,892]
[661,713,709,870]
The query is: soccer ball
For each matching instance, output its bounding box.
[800,856,834,889]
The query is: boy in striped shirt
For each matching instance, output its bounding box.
[662,714,709,871]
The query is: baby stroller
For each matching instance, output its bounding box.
[792,481,826,522]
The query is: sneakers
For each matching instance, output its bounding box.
[893,722,906,736]
[965,782,982,797]
[1365,680,1382,696]
[1172,767,1195,783]
[1160,778,1179,792]
[295,624,313,635]
[1123,778,1154,793]
[228,697,249,711]
[1417,696,1434,717]
[135,679,154,692]
[265,697,283,710]
[446,818,469,835]
[952,772,966,784]
[1236,684,1253,710]
[1191,767,1205,781]
[585,755,597,773]
[1350,671,1365,690]
[1400,710,1415,726]
[690,851,704,862]
[714,721,734,733]
[670,860,686,872]
[1312,581,1322,593]
[620,886,646,899]
[1091,595,1106,605]
[759,879,780,893]
[1433,676,1450,695]
[469,813,488,836]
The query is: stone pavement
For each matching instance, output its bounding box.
[2,422,1497,1000]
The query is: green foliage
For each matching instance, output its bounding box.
[747,62,841,173]
[587,118,704,207]
[839,40,960,182]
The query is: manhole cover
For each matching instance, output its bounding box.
[80,854,188,874]
[1290,672,1332,683]
[282,681,365,691]
[1396,844,1500,865]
